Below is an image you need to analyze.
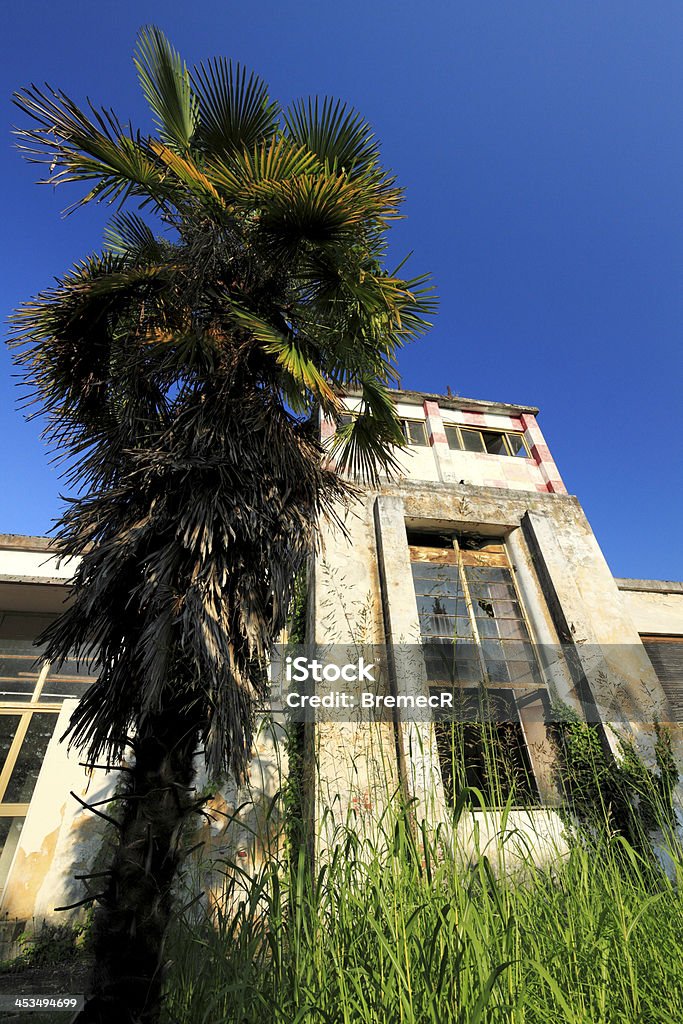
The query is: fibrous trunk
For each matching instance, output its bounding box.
[77,707,201,1024]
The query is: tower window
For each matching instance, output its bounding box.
[444,425,530,458]
[401,419,429,446]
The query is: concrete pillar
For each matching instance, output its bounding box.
[522,510,669,761]
[520,413,567,494]
[423,399,453,483]
[373,495,448,826]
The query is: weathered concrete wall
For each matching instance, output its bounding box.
[309,460,681,852]
[617,581,683,636]
[311,492,400,848]
[3,701,118,923]
[1,706,288,924]
[191,713,288,914]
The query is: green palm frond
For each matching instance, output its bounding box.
[134,26,199,153]
[191,58,279,156]
[13,86,169,213]
[103,211,164,262]
[149,140,225,210]
[208,136,320,195]
[284,97,381,178]
[251,172,400,250]
[330,394,405,486]
[228,304,340,413]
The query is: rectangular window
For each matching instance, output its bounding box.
[433,690,537,806]
[0,613,97,894]
[444,425,530,458]
[337,412,429,448]
[401,419,429,447]
[409,533,540,806]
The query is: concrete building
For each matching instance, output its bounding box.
[1,388,682,923]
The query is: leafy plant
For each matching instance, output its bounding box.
[550,702,678,856]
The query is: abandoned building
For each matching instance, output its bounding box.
[1,388,682,922]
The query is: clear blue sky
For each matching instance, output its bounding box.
[2,1,681,580]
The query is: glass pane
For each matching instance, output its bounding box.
[417,595,466,617]
[476,617,499,639]
[411,563,461,581]
[420,613,473,639]
[424,643,481,683]
[507,433,529,457]
[467,585,516,605]
[403,420,428,446]
[460,429,485,452]
[482,431,508,456]
[0,641,43,701]
[465,566,511,584]
[445,425,462,450]
[3,714,58,804]
[497,618,528,640]
[40,658,97,702]
[0,817,25,893]
[0,716,22,775]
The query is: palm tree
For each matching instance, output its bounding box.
[10,27,434,1024]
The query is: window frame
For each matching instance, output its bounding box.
[400,418,429,447]
[444,424,531,458]
[408,531,543,807]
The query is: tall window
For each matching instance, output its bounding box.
[0,612,96,894]
[409,532,541,806]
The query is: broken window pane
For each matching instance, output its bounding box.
[507,433,529,457]
[482,431,508,456]
[0,716,21,777]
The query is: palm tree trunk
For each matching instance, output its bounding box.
[76,706,201,1024]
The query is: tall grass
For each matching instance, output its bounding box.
[165,785,683,1024]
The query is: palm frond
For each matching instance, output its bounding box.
[228,304,340,413]
[103,211,165,262]
[13,85,170,213]
[149,140,224,209]
[191,58,279,157]
[208,136,320,196]
[284,97,382,177]
[251,172,400,250]
[134,26,199,153]
[329,378,405,485]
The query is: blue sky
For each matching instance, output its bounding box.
[2,1,681,580]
